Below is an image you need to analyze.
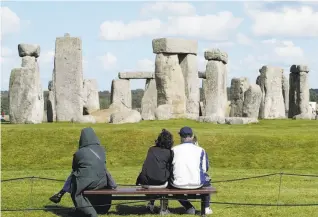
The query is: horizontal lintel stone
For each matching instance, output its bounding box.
[152,38,197,54]
[118,72,155,79]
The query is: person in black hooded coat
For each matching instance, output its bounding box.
[49,127,116,217]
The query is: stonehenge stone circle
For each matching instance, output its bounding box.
[242,84,262,118]
[9,44,44,124]
[203,49,228,118]
[8,36,315,125]
[54,34,84,122]
[229,77,249,117]
[258,66,286,119]
[289,65,311,119]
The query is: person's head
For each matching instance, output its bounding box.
[155,129,174,149]
[79,127,100,149]
[178,126,194,143]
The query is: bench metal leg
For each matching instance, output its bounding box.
[201,194,207,217]
[159,195,169,216]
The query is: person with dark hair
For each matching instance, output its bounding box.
[49,127,117,217]
[136,129,174,213]
[170,127,213,215]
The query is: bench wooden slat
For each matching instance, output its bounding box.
[84,187,216,195]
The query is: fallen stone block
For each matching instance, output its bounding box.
[110,110,142,124]
[118,72,155,79]
[198,115,225,124]
[225,117,259,125]
[292,113,314,120]
[18,44,40,58]
[204,49,228,64]
[152,38,197,54]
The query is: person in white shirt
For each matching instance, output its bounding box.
[170,127,213,215]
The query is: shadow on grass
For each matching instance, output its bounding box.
[44,205,75,217]
[114,204,187,215]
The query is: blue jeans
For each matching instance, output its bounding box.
[177,181,211,209]
[62,173,72,193]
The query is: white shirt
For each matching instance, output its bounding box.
[171,142,209,189]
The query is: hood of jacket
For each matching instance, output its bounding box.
[78,127,100,149]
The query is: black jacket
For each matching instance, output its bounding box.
[136,146,173,185]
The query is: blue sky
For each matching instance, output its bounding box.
[1,1,318,91]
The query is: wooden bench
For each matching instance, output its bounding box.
[84,186,217,216]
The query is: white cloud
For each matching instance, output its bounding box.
[99,19,162,40]
[249,6,318,37]
[198,55,207,71]
[100,6,243,41]
[136,58,155,72]
[97,52,117,70]
[140,2,196,17]
[0,47,15,64]
[236,33,253,46]
[0,7,21,37]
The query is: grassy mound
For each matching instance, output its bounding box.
[2,119,318,217]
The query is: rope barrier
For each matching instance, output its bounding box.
[1,172,318,212]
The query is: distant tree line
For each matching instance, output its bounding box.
[1,88,318,114]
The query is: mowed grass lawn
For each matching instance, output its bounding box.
[1,119,318,217]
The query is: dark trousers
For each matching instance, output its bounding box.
[175,181,211,209]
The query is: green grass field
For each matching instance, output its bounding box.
[2,119,318,217]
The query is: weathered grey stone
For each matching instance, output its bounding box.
[179,53,200,117]
[21,56,36,68]
[109,79,132,111]
[118,72,154,79]
[289,65,310,118]
[47,91,55,122]
[258,66,286,119]
[198,115,225,124]
[48,80,53,91]
[155,104,173,120]
[18,44,40,58]
[203,60,228,117]
[83,79,100,114]
[229,77,249,117]
[290,65,309,73]
[225,117,259,125]
[54,34,83,122]
[110,110,141,124]
[282,73,289,117]
[198,71,206,78]
[242,84,262,118]
[152,38,197,54]
[204,49,228,64]
[155,53,186,116]
[141,79,157,120]
[199,101,205,116]
[9,67,43,124]
[292,113,314,120]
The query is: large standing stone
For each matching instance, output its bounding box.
[203,49,228,117]
[242,84,262,118]
[229,77,249,117]
[18,44,40,58]
[154,53,186,117]
[109,79,131,111]
[257,66,286,119]
[54,34,83,121]
[152,38,197,54]
[179,54,200,117]
[282,73,289,117]
[141,79,157,120]
[9,68,43,124]
[83,79,100,114]
[289,65,310,119]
